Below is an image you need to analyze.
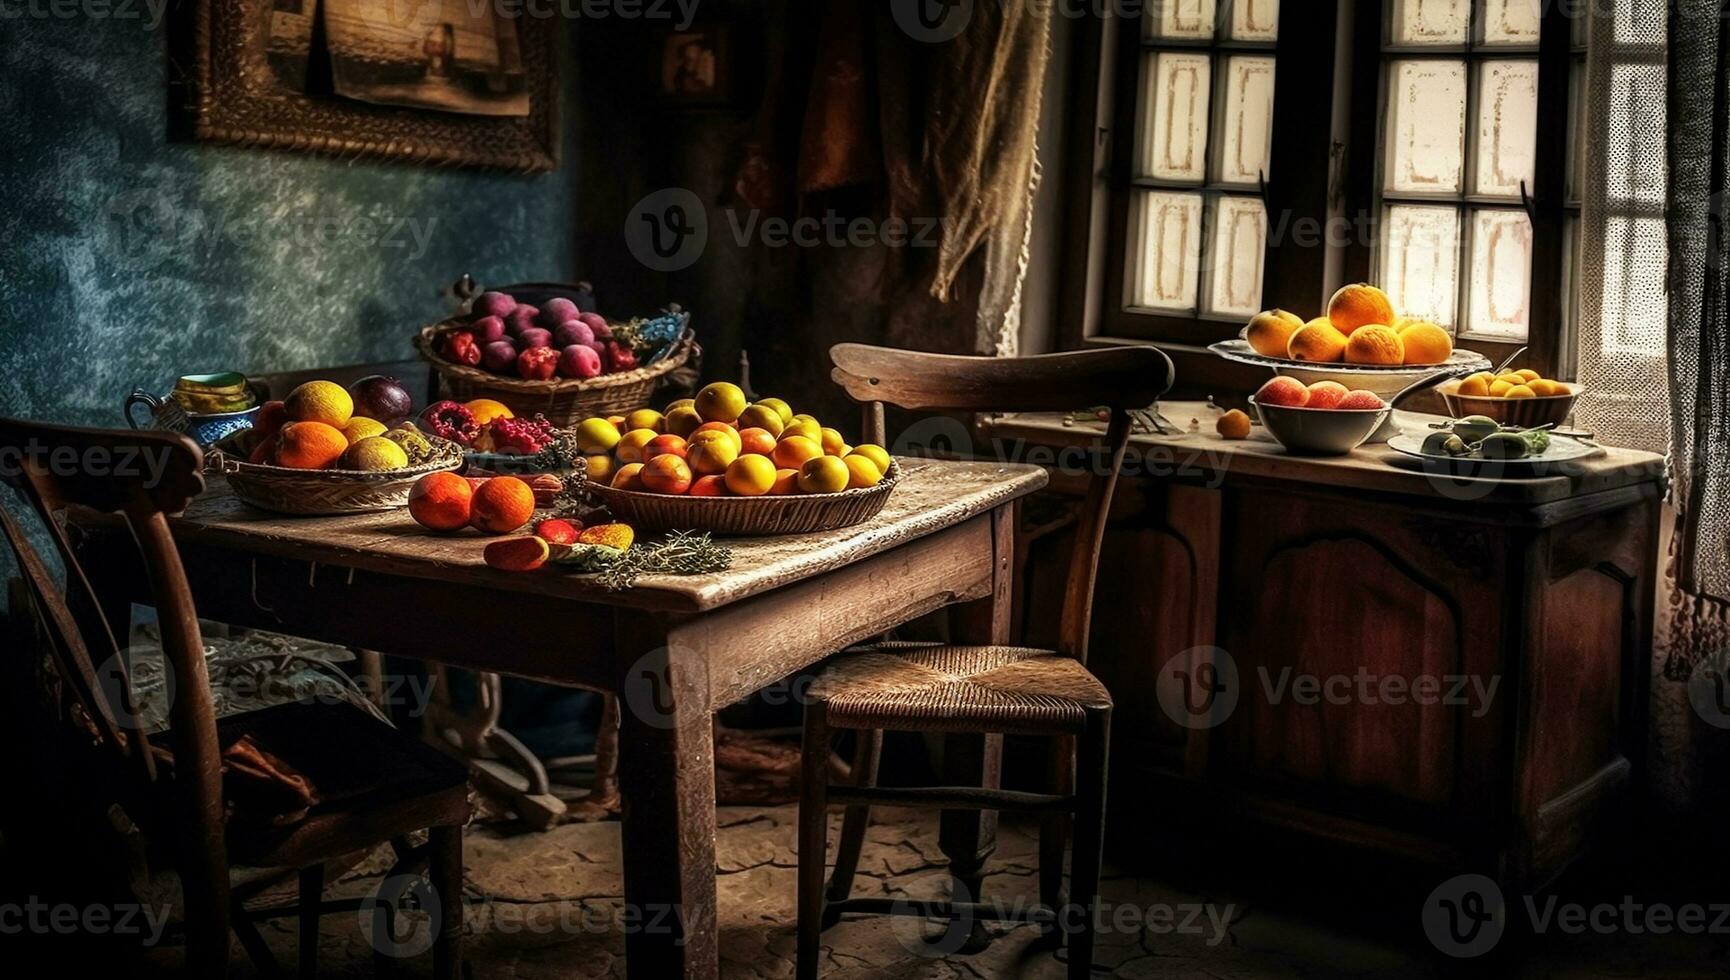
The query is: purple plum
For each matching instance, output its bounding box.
[558,344,602,379]
[482,340,519,373]
[553,319,595,349]
[576,312,610,339]
[539,297,579,328]
[471,315,507,344]
[506,305,540,336]
[518,327,553,349]
[473,291,517,319]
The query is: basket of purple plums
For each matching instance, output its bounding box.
[415,279,696,427]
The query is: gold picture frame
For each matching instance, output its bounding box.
[174,0,560,172]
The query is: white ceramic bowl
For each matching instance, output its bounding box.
[1250,397,1393,456]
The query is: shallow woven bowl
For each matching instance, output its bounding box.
[1438,380,1581,428]
[207,436,464,516]
[415,320,694,426]
[584,463,900,536]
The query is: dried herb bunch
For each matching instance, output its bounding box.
[598,530,733,590]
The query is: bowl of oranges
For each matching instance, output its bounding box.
[1438,369,1580,429]
[575,382,898,535]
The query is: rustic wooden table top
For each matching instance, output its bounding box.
[163,458,1048,614]
[986,402,1666,508]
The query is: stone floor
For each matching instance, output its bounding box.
[121,803,1727,978]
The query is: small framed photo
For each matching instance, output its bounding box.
[660,26,731,108]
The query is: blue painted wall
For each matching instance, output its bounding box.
[0,15,579,426]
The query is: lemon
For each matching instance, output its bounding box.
[797,456,850,494]
[341,436,409,471]
[724,454,777,496]
[625,409,664,433]
[341,417,388,445]
[849,444,891,472]
[284,380,353,428]
[694,382,747,423]
[664,405,703,438]
[843,455,883,489]
[755,397,794,425]
[575,418,622,453]
[737,404,785,436]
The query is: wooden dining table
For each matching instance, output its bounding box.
[71,456,1047,980]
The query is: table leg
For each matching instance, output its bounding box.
[939,504,1014,949]
[615,620,719,980]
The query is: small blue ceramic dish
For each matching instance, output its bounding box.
[125,388,262,447]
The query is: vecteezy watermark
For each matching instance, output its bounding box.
[380,0,701,29]
[360,873,444,959]
[889,417,1234,488]
[0,439,180,490]
[102,187,439,274]
[890,890,1236,958]
[1687,649,1730,729]
[1422,874,1730,958]
[624,188,952,273]
[1155,647,1502,730]
[620,643,710,730]
[0,0,169,30]
[0,897,172,945]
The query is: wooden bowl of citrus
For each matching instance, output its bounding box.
[1439,370,1580,428]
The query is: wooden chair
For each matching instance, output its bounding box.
[795,343,1173,979]
[0,417,470,979]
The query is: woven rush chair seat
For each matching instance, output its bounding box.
[810,643,1112,736]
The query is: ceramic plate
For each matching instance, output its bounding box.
[1385,431,1602,475]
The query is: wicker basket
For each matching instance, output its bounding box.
[584,463,900,536]
[1437,379,1581,428]
[206,437,465,516]
[415,321,696,426]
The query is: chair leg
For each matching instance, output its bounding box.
[429,824,465,980]
[297,862,324,980]
[796,704,832,980]
[1066,709,1111,980]
[1038,733,1075,948]
[823,728,881,926]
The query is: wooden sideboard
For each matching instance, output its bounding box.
[984,404,1666,890]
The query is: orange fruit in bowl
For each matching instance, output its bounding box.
[737,404,784,436]
[1529,379,1567,396]
[611,462,646,490]
[781,417,821,443]
[585,454,616,485]
[470,477,536,535]
[1489,379,1515,397]
[689,475,729,496]
[640,454,693,494]
[755,398,794,425]
[465,399,514,427]
[691,421,743,451]
[819,427,847,456]
[695,382,747,423]
[1287,319,1349,362]
[773,435,824,470]
[724,454,777,497]
[625,409,665,433]
[275,421,349,469]
[1515,369,1541,383]
[849,444,891,472]
[797,456,850,494]
[738,427,777,456]
[644,434,689,460]
[1457,372,1495,397]
[664,398,696,414]
[1244,309,1306,358]
[687,430,741,475]
[769,468,799,495]
[616,428,658,463]
[664,405,703,438]
[408,471,473,531]
[1326,283,1396,335]
[843,455,883,489]
[1504,384,1536,399]
[1397,321,1453,365]
[283,381,353,428]
[1344,325,1405,365]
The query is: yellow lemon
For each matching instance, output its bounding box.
[797,455,850,494]
[664,405,703,438]
[849,444,891,472]
[625,409,664,433]
[755,397,794,425]
[723,454,777,496]
[737,404,785,436]
[341,417,388,445]
[843,455,883,489]
[694,382,747,423]
[284,380,353,428]
[575,417,622,453]
[340,436,408,472]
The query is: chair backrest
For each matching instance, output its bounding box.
[830,343,1173,664]
[0,417,222,858]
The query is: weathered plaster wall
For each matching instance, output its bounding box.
[0,15,580,426]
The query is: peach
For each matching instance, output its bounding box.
[1337,390,1384,410]
[1305,381,1349,409]
[1255,377,1310,408]
[484,536,551,572]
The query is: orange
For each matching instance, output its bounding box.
[694,382,747,423]
[664,398,696,414]
[773,435,824,470]
[754,398,794,425]
[1245,309,1306,358]
[1327,284,1397,335]
[769,469,799,495]
[819,427,847,456]
[737,404,784,436]
[1397,321,1453,365]
[843,455,883,489]
[848,444,891,473]
[687,431,740,475]
[470,477,536,535]
[724,454,777,497]
[1529,379,1566,396]
[1457,373,1494,397]
[645,434,689,460]
[782,417,821,443]
[1344,325,1405,365]
[611,462,646,490]
[275,421,349,470]
[625,409,665,433]
[738,427,777,456]
[1515,369,1542,383]
[797,456,850,494]
[689,475,730,496]
[1504,384,1536,399]
[615,428,658,464]
[585,454,616,485]
[408,472,473,531]
[640,454,693,494]
[1215,409,1251,440]
[465,399,514,426]
[1287,319,1349,363]
[664,406,703,438]
[1489,379,1515,397]
[283,381,353,428]
[691,421,743,450]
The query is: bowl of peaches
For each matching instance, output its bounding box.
[1248,377,1393,456]
[1437,369,1580,429]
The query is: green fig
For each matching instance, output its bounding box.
[1452,415,1499,443]
[1479,432,1529,459]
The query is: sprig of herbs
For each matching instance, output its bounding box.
[598,530,733,590]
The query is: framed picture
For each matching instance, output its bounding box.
[175,0,560,172]
[659,25,731,108]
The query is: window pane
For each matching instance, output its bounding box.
[1480,0,1541,45]
[1228,0,1279,41]
[1205,195,1267,317]
[1383,205,1462,328]
[1136,52,1212,182]
[1466,208,1533,339]
[1473,60,1538,197]
[1390,0,1469,45]
[1146,0,1218,40]
[1126,191,1204,312]
[1386,59,1468,194]
[1604,63,1667,205]
[1215,56,1277,185]
[1597,216,1666,355]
